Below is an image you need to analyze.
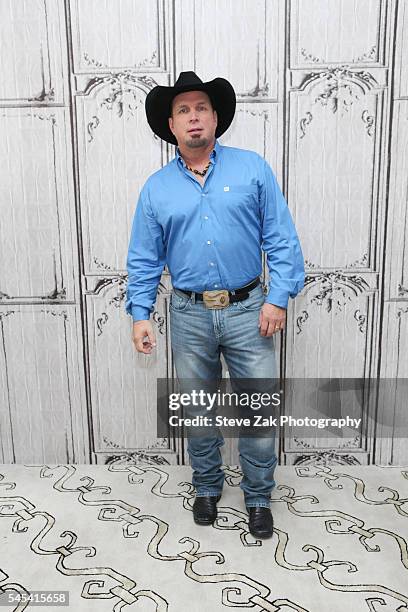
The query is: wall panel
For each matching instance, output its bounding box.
[70,0,169,73]
[0,108,77,304]
[175,0,284,101]
[0,307,88,463]
[0,0,66,104]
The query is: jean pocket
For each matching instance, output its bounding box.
[236,286,265,312]
[170,290,192,312]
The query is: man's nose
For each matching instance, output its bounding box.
[189,110,199,121]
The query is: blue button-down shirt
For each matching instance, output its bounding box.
[126,140,304,321]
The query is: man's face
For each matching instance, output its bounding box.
[168,90,217,149]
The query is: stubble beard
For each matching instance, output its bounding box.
[185,135,210,149]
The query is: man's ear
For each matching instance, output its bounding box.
[168,116,174,134]
[214,109,218,127]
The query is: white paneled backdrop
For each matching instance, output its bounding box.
[0,0,407,465]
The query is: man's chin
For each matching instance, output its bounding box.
[186,136,208,148]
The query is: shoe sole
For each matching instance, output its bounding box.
[249,530,273,539]
[193,516,217,525]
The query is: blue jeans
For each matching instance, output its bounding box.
[169,282,278,508]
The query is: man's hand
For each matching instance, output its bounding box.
[258,303,286,337]
[132,320,156,354]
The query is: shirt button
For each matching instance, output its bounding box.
[209,262,215,266]
[214,284,218,287]
[207,240,211,245]
[204,216,208,220]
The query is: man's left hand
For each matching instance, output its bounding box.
[258,303,286,337]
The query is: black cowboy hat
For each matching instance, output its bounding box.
[145,71,236,145]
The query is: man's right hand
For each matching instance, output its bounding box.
[132,320,156,354]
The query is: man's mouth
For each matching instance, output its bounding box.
[188,128,202,134]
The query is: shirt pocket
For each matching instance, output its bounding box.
[221,184,259,225]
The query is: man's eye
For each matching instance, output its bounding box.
[179,108,187,113]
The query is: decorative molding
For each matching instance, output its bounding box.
[236,109,270,119]
[0,311,15,321]
[352,45,377,63]
[82,73,159,142]
[397,284,408,297]
[304,272,370,314]
[89,259,168,336]
[354,309,367,334]
[152,311,165,335]
[396,307,408,319]
[245,82,269,98]
[93,257,116,272]
[300,47,325,64]
[293,436,361,451]
[137,74,160,90]
[86,276,125,297]
[150,438,169,449]
[296,310,309,335]
[100,82,141,120]
[304,259,319,270]
[345,253,369,269]
[95,278,126,335]
[88,259,128,336]
[292,450,362,465]
[133,50,158,69]
[79,72,158,98]
[299,111,313,139]
[82,50,158,72]
[87,115,99,142]
[299,67,377,115]
[39,309,68,320]
[96,311,108,336]
[299,44,377,66]
[46,286,67,300]
[305,254,369,271]
[32,113,56,124]
[361,110,375,136]
[83,53,108,69]
[28,87,55,102]
[103,437,171,465]
[104,452,171,466]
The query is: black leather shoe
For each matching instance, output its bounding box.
[247,507,274,539]
[193,495,221,525]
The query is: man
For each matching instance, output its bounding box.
[126,71,305,539]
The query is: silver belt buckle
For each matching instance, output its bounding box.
[202,289,230,309]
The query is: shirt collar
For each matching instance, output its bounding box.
[176,139,221,168]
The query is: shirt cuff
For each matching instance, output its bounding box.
[265,288,289,309]
[131,305,151,321]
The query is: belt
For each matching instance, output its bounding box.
[175,277,261,304]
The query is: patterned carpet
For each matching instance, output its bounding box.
[0,462,407,611]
